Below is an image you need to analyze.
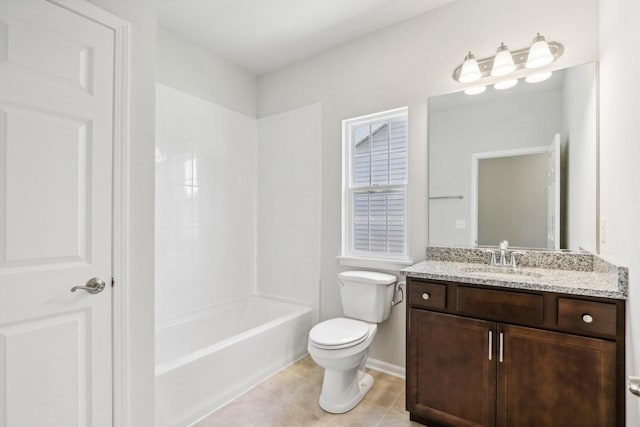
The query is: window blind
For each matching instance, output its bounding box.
[348,114,408,257]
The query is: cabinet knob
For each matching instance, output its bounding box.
[422,293,430,300]
[582,314,594,324]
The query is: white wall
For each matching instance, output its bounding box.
[562,65,597,251]
[157,27,257,118]
[155,84,258,323]
[155,32,322,323]
[155,26,260,323]
[429,89,563,247]
[86,0,156,425]
[258,0,598,369]
[257,104,322,312]
[599,0,640,424]
[155,32,323,325]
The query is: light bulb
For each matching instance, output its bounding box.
[491,43,516,77]
[494,79,518,90]
[525,71,553,83]
[464,86,487,95]
[526,33,554,68]
[459,52,482,83]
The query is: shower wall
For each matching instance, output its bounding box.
[155,84,258,322]
[257,104,321,310]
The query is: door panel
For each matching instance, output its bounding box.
[408,310,496,427]
[0,16,93,91]
[0,311,89,426]
[2,105,91,266]
[497,324,616,427]
[0,1,114,426]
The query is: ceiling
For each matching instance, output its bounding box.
[158,0,454,75]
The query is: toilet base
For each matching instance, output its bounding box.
[319,370,374,414]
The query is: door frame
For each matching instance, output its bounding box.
[47,1,132,425]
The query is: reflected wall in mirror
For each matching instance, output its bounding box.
[428,62,597,251]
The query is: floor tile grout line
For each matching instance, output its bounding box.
[373,406,392,427]
[379,389,405,426]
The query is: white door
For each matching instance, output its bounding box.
[547,134,561,250]
[0,1,114,426]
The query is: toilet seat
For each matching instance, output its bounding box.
[309,318,370,350]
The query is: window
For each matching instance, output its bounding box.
[341,107,408,262]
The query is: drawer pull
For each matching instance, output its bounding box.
[582,314,594,324]
[422,293,430,300]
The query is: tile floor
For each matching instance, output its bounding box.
[194,355,423,427]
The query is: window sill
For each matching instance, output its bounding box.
[336,255,414,272]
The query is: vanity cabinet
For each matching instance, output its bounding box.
[406,277,624,427]
[409,310,496,426]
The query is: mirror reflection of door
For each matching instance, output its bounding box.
[547,134,561,249]
[474,136,560,249]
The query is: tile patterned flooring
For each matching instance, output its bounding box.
[194,355,423,427]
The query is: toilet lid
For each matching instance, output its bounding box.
[309,318,370,348]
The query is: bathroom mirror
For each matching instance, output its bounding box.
[428,62,597,251]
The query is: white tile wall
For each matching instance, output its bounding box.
[257,104,321,305]
[155,86,320,322]
[155,84,258,322]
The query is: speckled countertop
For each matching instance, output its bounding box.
[401,246,628,300]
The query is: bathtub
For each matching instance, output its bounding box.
[155,295,312,427]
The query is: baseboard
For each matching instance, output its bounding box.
[366,357,406,379]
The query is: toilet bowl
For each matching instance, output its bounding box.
[307,271,397,414]
[308,318,377,413]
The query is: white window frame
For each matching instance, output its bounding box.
[338,107,411,269]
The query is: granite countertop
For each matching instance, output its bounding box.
[401,247,628,300]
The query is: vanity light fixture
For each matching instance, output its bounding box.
[526,33,554,68]
[494,79,518,90]
[458,52,482,83]
[491,43,516,76]
[464,86,487,95]
[525,71,553,83]
[453,33,563,94]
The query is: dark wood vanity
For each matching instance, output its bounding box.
[406,277,625,427]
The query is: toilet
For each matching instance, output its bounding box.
[308,270,398,414]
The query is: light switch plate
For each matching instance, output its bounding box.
[455,220,466,230]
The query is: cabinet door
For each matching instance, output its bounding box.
[497,324,616,427]
[408,310,496,427]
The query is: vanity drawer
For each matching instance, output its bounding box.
[409,281,446,310]
[456,286,544,325]
[558,298,617,337]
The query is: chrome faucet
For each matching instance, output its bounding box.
[490,240,517,268]
[499,240,508,266]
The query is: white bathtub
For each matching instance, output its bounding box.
[155,295,312,427]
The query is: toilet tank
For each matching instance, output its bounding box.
[338,271,397,323]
